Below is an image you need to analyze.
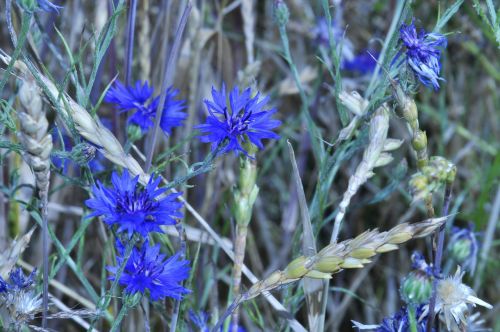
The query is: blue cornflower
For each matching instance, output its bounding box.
[85,170,183,238]
[37,0,63,12]
[9,268,36,290]
[399,21,447,90]
[108,241,190,301]
[105,80,186,135]
[0,268,36,293]
[448,225,479,273]
[376,305,430,332]
[196,84,281,156]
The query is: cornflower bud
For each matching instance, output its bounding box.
[400,252,433,305]
[70,143,96,166]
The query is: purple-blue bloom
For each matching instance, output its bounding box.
[85,170,183,238]
[108,241,190,301]
[399,20,447,90]
[105,80,186,135]
[37,0,63,13]
[376,305,430,332]
[0,268,36,293]
[196,84,281,156]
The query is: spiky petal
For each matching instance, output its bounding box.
[85,170,183,238]
[108,242,190,301]
[196,84,281,156]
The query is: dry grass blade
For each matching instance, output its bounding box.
[288,140,326,332]
[0,227,35,279]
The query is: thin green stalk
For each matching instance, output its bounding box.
[88,238,137,331]
[230,148,259,331]
[109,303,131,332]
[408,304,418,332]
[277,22,324,163]
[0,12,32,94]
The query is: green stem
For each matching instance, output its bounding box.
[408,304,418,332]
[277,25,324,162]
[0,12,32,94]
[109,303,131,332]
[88,238,137,331]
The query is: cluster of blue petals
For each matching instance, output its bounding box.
[105,80,186,135]
[377,305,430,332]
[108,241,190,301]
[196,85,281,157]
[399,21,447,90]
[0,268,36,293]
[85,170,183,238]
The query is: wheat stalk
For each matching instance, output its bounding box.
[0,54,150,185]
[331,103,403,243]
[241,216,448,304]
[16,74,52,327]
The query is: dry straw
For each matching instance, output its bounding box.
[331,95,403,244]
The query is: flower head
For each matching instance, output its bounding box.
[196,84,281,156]
[399,20,447,90]
[378,305,429,332]
[108,241,190,301]
[85,170,183,238]
[8,268,36,290]
[105,80,186,135]
[424,267,492,331]
[352,305,430,332]
[0,268,41,329]
[448,226,479,273]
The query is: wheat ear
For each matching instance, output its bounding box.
[17,75,52,327]
[0,54,150,184]
[241,216,448,304]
